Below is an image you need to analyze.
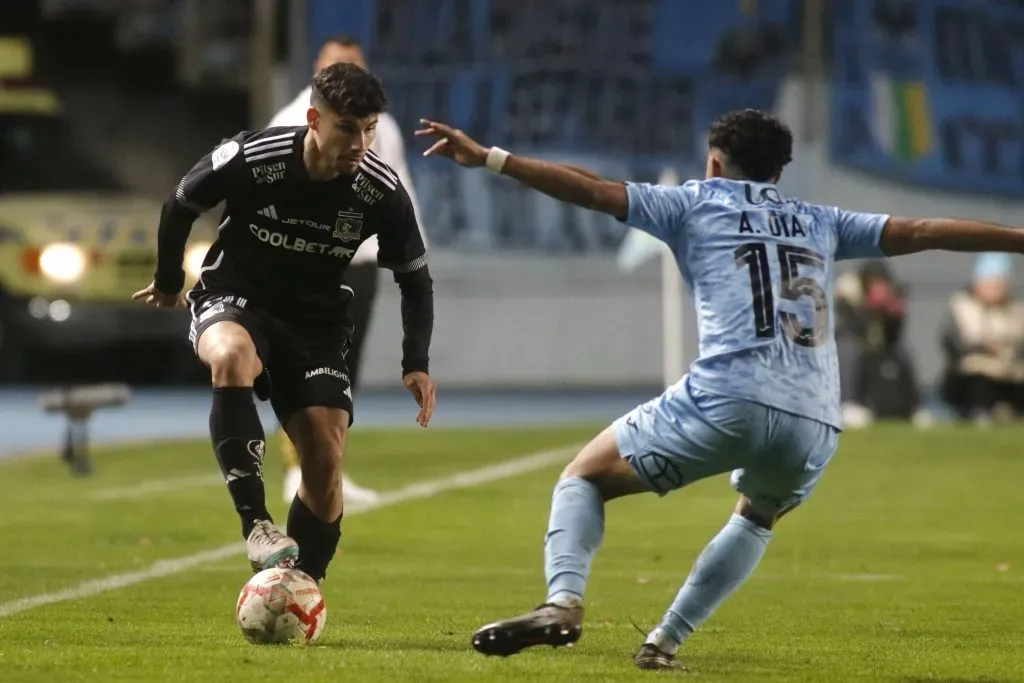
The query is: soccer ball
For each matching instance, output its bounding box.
[236,568,326,644]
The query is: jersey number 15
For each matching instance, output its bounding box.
[734,242,828,348]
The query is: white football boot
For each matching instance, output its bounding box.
[282,466,303,503]
[342,474,380,505]
[246,519,299,572]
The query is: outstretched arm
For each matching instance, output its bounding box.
[415,119,628,219]
[559,164,605,181]
[880,217,1024,256]
[500,156,629,218]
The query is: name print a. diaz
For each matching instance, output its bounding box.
[155,125,430,340]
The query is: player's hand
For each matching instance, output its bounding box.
[402,371,437,427]
[131,281,185,308]
[415,119,488,167]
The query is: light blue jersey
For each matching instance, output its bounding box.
[625,178,889,430]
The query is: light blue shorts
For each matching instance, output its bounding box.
[613,375,839,515]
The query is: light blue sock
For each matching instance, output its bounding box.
[543,476,605,605]
[649,514,773,654]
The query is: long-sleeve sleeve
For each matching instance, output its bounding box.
[155,136,242,293]
[377,181,433,376]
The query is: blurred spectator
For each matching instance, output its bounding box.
[940,253,1024,424]
[872,0,917,37]
[713,21,788,81]
[836,261,924,427]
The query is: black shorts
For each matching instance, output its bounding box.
[188,292,354,424]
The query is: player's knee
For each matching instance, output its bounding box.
[560,451,607,482]
[738,507,775,529]
[202,336,261,387]
[560,433,645,501]
[735,495,799,530]
[560,428,618,479]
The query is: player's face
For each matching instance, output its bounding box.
[974,277,1010,306]
[311,107,378,175]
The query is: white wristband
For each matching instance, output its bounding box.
[485,146,511,174]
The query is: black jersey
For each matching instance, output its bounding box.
[154,126,433,375]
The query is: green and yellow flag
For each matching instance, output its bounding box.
[870,73,933,162]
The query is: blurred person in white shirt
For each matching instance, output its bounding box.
[270,35,427,505]
[941,252,1024,425]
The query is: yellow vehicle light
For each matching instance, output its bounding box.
[0,38,32,79]
[39,243,87,283]
[20,243,92,283]
[0,88,61,114]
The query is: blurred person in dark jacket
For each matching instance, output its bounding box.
[940,253,1024,424]
[835,261,925,427]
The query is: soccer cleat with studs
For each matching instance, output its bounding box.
[471,603,584,657]
[246,519,299,572]
[633,643,687,671]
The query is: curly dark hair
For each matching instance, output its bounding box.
[707,109,793,182]
[310,62,388,118]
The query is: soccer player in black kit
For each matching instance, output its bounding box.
[132,63,437,583]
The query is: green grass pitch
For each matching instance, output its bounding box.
[0,424,1021,682]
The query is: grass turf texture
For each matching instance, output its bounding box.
[0,424,1021,682]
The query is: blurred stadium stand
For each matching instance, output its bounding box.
[3,0,1024,401]
[311,0,799,252]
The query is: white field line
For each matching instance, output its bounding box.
[0,436,207,466]
[832,573,906,582]
[89,473,224,500]
[0,444,577,618]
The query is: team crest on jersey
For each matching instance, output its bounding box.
[334,210,363,242]
[211,140,240,170]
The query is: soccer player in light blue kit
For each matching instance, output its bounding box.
[416,109,1024,671]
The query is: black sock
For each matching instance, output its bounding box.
[287,496,342,582]
[210,386,271,539]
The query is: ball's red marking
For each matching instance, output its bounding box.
[285,597,326,640]
[236,583,271,619]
